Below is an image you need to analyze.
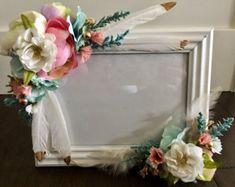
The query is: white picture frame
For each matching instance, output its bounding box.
[36,28,214,166]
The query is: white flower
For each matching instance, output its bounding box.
[0,11,46,52]
[26,104,38,114]
[165,141,204,183]
[211,137,222,154]
[14,29,57,73]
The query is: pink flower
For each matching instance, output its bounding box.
[149,147,165,168]
[198,133,212,145]
[37,17,79,80]
[79,46,92,63]
[41,2,70,20]
[9,78,32,99]
[91,32,105,45]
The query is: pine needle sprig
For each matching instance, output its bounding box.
[92,11,130,30]
[211,118,234,137]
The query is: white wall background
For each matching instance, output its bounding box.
[0,0,234,93]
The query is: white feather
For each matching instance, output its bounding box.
[73,148,134,174]
[103,2,175,37]
[32,91,71,158]
[186,90,222,121]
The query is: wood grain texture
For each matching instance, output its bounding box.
[0,92,234,187]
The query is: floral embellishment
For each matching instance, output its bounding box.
[79,46,92,63]
[198,133,212,145]
[148,147,164,168]
[41,2,71,20]
[14,29,57,73]
[91,31,105,45]
[165,141,204,182]
[211,137,222,154]
[8,76,32,99]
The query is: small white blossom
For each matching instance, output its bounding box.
[14,29,57,73]
[211,137,222,154]
[165,140,204,183]
[26,104,38,114]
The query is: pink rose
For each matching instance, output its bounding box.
[198,133,212,145]
[79,46,92,64]
[37,17,79,80]
[149,147,164,168]
[9,77,32,99]
[91,31,105,45]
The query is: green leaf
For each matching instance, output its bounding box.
[166,173,179,186]
[23,70,35,85]
[21,14,34,29]
[26,86,46,104]
[159,126,182,151]
[4,97,19,107]
[203,153,220,169]
[73,6,87,41]
[10,55,24,79]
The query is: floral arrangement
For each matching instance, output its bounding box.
[130,113,234,185]
[1,2,130,121]
[2,2,233,186]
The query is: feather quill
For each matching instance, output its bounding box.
[103,2,176,37]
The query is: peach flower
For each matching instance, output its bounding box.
[149,147,165,168]
[79,46,92,63]
[91,31,105,45]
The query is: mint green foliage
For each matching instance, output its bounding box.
[26,76,59,103]
[26,87,46,103]
[75,25,88,50]
[31,76,59,90]
[92,11,130,30]
[73,6,87,37]
[4,97,32,124]
[92,30,129,49]
[210,118,234,137]
[10,55,24,79]
[160,126,183,152]
[197,112,207,134]
[72,7,87,50]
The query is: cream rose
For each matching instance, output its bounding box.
[165,141,204,182]
[14,29,57,73]
[0,11,46,52]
